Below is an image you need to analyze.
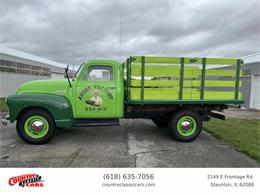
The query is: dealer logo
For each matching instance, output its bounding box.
[8,174,44,187]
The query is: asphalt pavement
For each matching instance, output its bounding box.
[0,119,258,167]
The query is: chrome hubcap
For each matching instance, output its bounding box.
[181,121,191,130]
[31,121,44,131]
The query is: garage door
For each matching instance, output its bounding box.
[252,75,260,109]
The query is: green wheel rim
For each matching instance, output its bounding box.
[177,116,197,136]
[24,115,49,139]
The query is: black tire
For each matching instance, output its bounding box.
[151,117,169,127]
[16,109,56,144]
[169,111,202,142]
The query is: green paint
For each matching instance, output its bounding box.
[24,115,49,138]
[7,94,74,127]
[16,79,73,96]
[177,116,197,136]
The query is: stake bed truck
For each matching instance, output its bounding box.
[1,56,244,144]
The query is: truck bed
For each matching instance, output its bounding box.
[124,56,243,105]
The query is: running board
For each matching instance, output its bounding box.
[73,119,120,127]
[209,112,226,120]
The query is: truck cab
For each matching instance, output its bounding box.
[72,59,124,119]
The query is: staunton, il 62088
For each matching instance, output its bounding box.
[1,56,244,144]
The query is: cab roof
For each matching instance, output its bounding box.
[85,59,122,66]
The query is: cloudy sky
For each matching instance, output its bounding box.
[0,0,259,66]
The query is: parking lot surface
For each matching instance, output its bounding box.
[0,119,258,167]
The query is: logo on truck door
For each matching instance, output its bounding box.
[78,85,113,111]
[85,90,103,106]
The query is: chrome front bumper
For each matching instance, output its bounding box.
[1,114,10,126]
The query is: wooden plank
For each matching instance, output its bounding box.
[206,58,237,65]
[205,69,236,76]
[131,80,188,87]
[131,65,237,77]
[184,57,203,64]
[130,87,242,101]
[133,56,237,65]
[192,80,241,87]
[131,80,241,87]
[131,64,200,77]
[133,56,180,64]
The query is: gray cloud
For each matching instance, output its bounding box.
[0,0,259,66]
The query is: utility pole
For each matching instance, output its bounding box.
[119,18,122,61]
[73,56,74,71]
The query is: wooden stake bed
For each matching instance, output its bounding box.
[124,56,243,105]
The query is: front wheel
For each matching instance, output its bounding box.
[169,111,202,142]
[16,109,56,144]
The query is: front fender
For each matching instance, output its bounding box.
[6,94,74,128]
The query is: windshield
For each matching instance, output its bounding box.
[74,63,84,78]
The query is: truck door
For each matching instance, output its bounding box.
[75,65,117,118]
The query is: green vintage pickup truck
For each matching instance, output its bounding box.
[1,56,243,144]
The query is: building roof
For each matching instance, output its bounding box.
[242,52,260,64]
[0,45,66,68]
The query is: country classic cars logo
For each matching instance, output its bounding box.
[8,174,44,187]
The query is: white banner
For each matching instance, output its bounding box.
[0,168,259,195]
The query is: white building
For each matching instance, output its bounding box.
[0,45,66,97]
[241,52,260,110]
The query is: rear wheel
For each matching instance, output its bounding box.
[169,111,202,142]
[16,109,56,144]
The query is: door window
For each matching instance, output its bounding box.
[83,66,113,81]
